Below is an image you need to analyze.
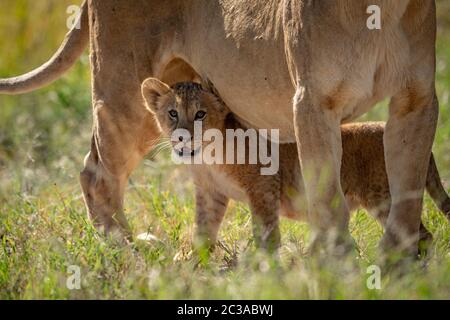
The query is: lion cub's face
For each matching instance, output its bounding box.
[142,78,228,158]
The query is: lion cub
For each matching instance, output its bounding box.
[142,78,450,251]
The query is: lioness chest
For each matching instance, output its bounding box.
[187,3,421,140]
[310,27,412,122]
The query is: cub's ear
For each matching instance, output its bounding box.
[141,78,171,112]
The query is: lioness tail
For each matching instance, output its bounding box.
[0,1,88,94]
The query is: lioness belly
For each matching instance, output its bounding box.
[184,1,296,142]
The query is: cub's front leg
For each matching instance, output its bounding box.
[194,185,229,250]
[247,186,281,253]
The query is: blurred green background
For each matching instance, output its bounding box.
[0,1,91,196]
[0,1,448,299]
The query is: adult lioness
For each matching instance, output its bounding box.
[0,1,440,258]
[142,79,449,252]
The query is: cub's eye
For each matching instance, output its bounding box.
[195,111,206,120]
[168,110,178,118]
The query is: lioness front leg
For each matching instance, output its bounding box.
[381,89,439,257]
[293,87,351,255]
[194,186,229,250]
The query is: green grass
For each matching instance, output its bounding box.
[0,0,449,299]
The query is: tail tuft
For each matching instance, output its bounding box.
[425,154,450,221]
[440,197,450,220]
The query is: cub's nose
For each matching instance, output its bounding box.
[178,135,184,142]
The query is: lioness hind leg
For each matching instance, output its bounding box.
[79,53,159,241]
[80,145,130,238]
[80,105,160,241]
[79,5,163,241]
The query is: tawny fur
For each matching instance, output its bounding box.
[142,79,449,250]
[0,1,440,255]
